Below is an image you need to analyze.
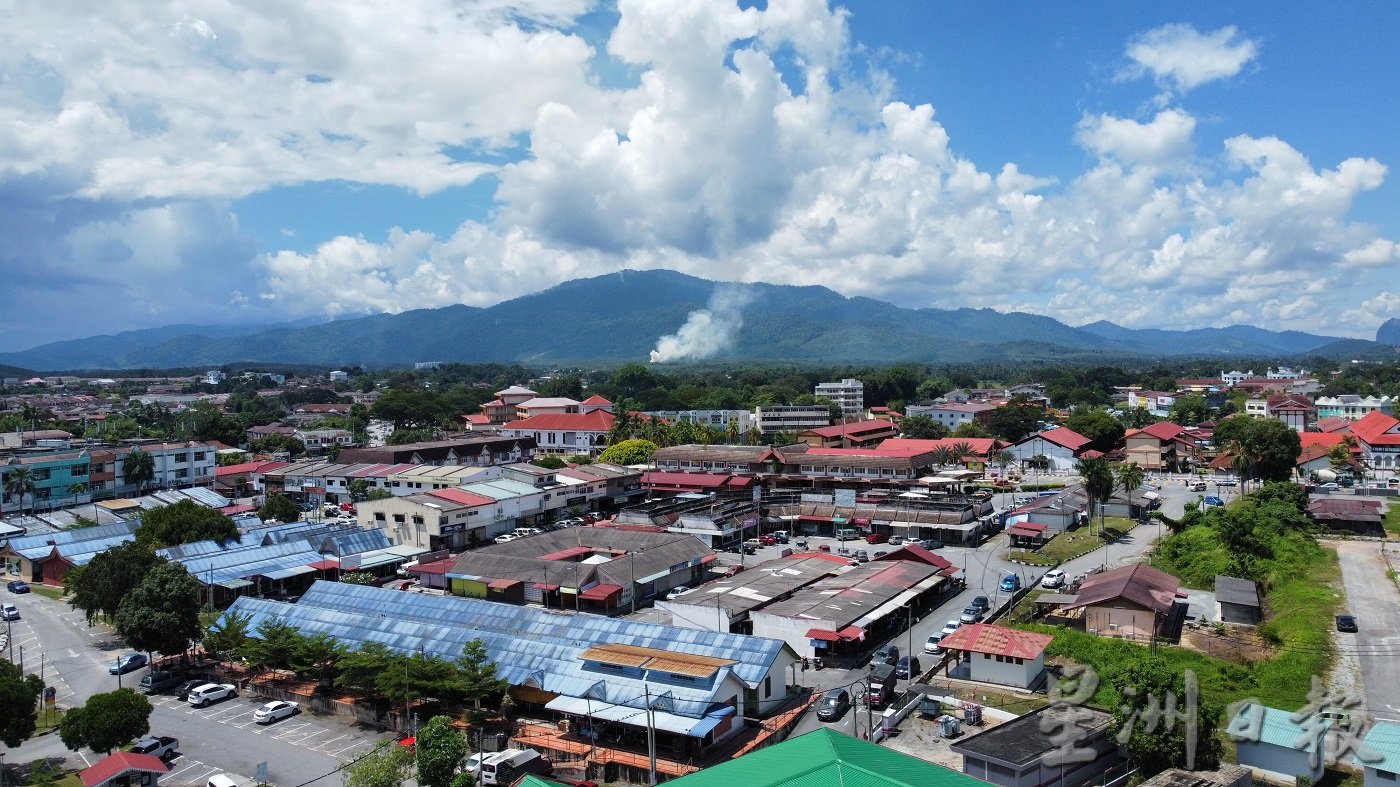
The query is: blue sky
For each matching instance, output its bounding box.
[1,1,1397,352]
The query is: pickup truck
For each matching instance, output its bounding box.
[131,736,179,759]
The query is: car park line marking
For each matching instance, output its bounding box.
[269,721,311,737]
[308,733,350,752]
[166,760,208,779]
[280,726,329,744]
[329,741,365,756]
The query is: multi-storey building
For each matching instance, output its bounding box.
[814,378,864,417]
[1316,395,1394,421]
[753,405,829,436]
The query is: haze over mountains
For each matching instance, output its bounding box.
[2,270,1395,372]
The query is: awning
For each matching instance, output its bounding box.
[798,515,832,522]
[853,518,871,525]
[534,583,561,591]
[262,565,316,580]
[215,579,253,590]
[805,628,841,642]
[488,579,520,590]
[1008,526,1046,538]
[579,583,623,601]
[544,696,714,737]
[837,625,866,641]
[308,559,340,571]
[686,706,736,739]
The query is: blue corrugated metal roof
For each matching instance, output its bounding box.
[6,520,138,554]
[1359,720,1400,772]
[51,533,139,565]
[1228,703,1331,751]
[320,529,391,555]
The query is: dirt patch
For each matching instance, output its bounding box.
[1177,623,1277,664]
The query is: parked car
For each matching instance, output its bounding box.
[493,534,518,544]
[666,586,691,601]
[1336,614,1359,632]
[871,643,900,665]
[959,606,983,624]
[970,596,990,615]
[939,620,962,638]
[759,535,776,546]
[895,655,922,680]
[999,573,1021,592]
[1041,569,1067,589]
[865,532,889,544]
[109,653,147,675]
[175,679,207,701]
[139,670,183,694]
[130,736,180,759]
[770,530,789,544]
[854,550,871,563]
[1,603,18,621]
[887,535,904,546]
[187,683,238,707]
[1317,483,1340,492]
[924,634,944,655]
[253,700,299,724]
[6,580,30,593]
[816,688,852,721]
[917,539,941,550]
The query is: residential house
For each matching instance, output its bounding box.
[1126,390,1177,415]
[1123,421,1190,471]
[1214,575,1262,625]
[478,385,538,424]
[501,410,615,457]
[814,378,864,417]
[1357,720,1400,787]
[1308,498,1384,535]
[936,623,1053,689]
[1266,395,1316,432]
[294,429,354,455]
[1061,563,1182,642]
[245,421,298,444]
[1006,427,1093,472]
[1229,703,1329,784]
[952,703,1119,787]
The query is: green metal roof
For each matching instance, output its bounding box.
[1358,720,1400,773]
[667,728,988,787]
[514,778,571,787]
[1228,703,1331,752]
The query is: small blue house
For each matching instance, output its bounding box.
[1229,703,1330,784]
[1357,720,1400,787]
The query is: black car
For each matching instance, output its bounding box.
[895,656,922,679]
[871,643,899,666]
[1336,614,1359,632]
[6,580,30,593]
[816,688,851,721]
[174,679,207,701]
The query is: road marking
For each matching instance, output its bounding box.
[284,727,330,744]
[309,733,350,752]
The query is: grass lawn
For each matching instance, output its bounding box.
[30,584,65,601]
[1008,518,1137,565]
[1383,500,1400,536]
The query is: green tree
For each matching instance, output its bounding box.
[899,415,948,440]
[1115,462,1146,515]
[0,660,44,747]
[291,632,349,687]
[65,541,167,625]
[597,439,658,466]
[1107,656,1222,776]
[203,609,252,659]
[59,688,153,754]
[349,479,371,501]
[1076,457,1116,534]
[122,448,157,494]
[416,715,469,787]
[258,493,302,524]
[1064,409,1126,453]
[250,434,306,458]
[338,641,395,696]
[3,466,36,515]
[916,376,951,401]
[135,499,240,547]
[1213,417,1301,483]
[535,375,584,400]
[239,619,303,671]
[987,399,1043,443]
[952,420,991,438]
[1168,394,1210,427]
[366,488,394,501]
[454,639,508,711]
[341,571,376,585]
[114,561,203,659]
[531,454,566,470]
[345,741,415,787]
[993,450,1017,477]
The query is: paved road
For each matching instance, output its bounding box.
[1332,540,1400,722]
[5,589,389,787]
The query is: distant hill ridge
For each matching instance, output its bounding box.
[0,269,1381,370]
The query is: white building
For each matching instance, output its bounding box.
[937,623,1052,689]
[1357,720,1400,787]
[328,370,349,382]
[814,378,864,417]
[1221,370,1255,387]
[1229,703,1329,785]
[753,405,830,436]
[1316,395,1395,421]
[1267,366,1308,380]
[644,409,754,435]
[904,402,994,431]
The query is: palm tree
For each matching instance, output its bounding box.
[929,446,958,468]
[1227,441,1252,492]
[4,466,36,516]
[122,448,157,495]
[994,450,1016,477]
[1115,461,1145,518]
[950,441,974,469]
[19,403,44,432]
[68,481,87,505]
[1076,457,1115,535]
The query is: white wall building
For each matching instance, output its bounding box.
[754,405,830,436]
[1317,395,1394,421]
[814,378,864,417]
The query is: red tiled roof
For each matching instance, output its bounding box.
[1021,427,1092,452]
[579,583,622,601]
[1136,421,1185,441]
[503,411,615,431]
[581,395,612,405]
[806,628,841,642]
[873,544,955,573]
[462,414,491,424]
[874,437,1003,456]
[426,488,496,507]
[1351,411,1400,446]
[802,420,898,438]
[1065,564,1180,614]
[80,753,168,787]
[1299,432,1348,450]
[643,471,733,488]
[1315,416,1354,434]
[216,461,284,476]
[937,622,1052,659]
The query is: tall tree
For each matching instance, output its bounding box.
[257,493,302,524]
[0,660,44,747]
[3,466,36,515]
[1064,409,1126,453]
[454,639,508,711]
[1116,462,1146,516]
[114,561,203,660]
[291,632,349,688]
[203,610,252,658]
[415,715,470,787]
[135,499,240,547]
[1108,656,1222,777]
[987,399,1043,443]
[66,542,167,625]
[1076,457,1116,534]
[345,743,414,787]
[122,448,157,494]
[239,619,304,671]
[898,415,948,440]
[59,689,153,754]
[597,439,657,466]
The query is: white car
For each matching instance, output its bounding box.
[493,534,518,544]
[666,586,691,601]
[253,700,298,724]
[187,683,237,707]
[1041,569,1067,589]
[939,620,962,638]
[461,753,486,776]
[924,634,944,655]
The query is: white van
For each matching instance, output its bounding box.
[479,748,549,785]
[207,775,239,787]
[836,528,858,541]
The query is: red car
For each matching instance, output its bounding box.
[866,532,889,544]
[759,535,777,546]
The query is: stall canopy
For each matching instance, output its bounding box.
[579,583,623,601]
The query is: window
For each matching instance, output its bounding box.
[393,514,405,524]
[764,676,771,695]
[375,512,386,521]
[194,451,206,460]
[412,515,424,525]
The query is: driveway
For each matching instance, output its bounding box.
[1332,540,1400,722]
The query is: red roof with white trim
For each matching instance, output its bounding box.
[80,753,169,787]
[503,411,615,431]
[874,437,1003,456]
[1135,421,1185,441]
[802,420,898,438]
[426,488,497,507]
[582,395,612,405]
[1020,427,1092,452]
[1351,411,1400,446]
[936,622,1053,660]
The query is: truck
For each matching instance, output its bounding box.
[479,748,551,786]
[866,663,897,709]
[131,736,180,759]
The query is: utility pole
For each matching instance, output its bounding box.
[645,686,657,786]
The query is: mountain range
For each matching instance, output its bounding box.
[1,269,1394,371]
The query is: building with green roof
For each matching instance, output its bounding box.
[1228,703,1331,784]
[1357,719,1400,787]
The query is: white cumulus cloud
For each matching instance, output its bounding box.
[1122,23,1259,93]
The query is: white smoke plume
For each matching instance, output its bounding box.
[649,285,755,363]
